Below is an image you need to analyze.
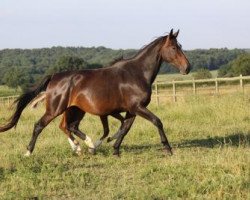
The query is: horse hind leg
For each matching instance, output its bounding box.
[67,122,96,154]
[59,113,82,155]
[65,106,96,153]
[25,112,59,156]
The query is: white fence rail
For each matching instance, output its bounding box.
[153,74,250,105]
[0,95,19,106]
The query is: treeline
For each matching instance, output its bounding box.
[0,46,246,90]
[218,54,250,77]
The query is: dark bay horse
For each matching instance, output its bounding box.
[0,29,190,156]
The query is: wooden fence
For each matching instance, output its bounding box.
[153,74,250,105]
[0,75,250,106]
[0,95,19,106]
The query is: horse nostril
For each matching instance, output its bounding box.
[186,65,191,74]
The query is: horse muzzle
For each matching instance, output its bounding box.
[180,64,191,75]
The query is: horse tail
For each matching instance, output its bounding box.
[0,75,52,132]
[30,92,46,109]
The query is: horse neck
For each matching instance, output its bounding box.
[132,40,163,85]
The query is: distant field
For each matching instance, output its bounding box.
[0,85,21,97]
[0,94,249,199]
[156,70,218,82]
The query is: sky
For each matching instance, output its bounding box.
[0,0,249,50]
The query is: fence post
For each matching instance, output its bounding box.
[215,77,219,94]
[239,74,244,93]
[155,81,159,106]
[192,79,196,95]
[8,97,10,106]
[172,80,177,102]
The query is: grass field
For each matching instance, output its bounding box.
[156,70,218,82]
[0,86,21,97]
[0,94,249,199]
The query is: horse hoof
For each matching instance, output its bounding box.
[163,147,173,156]
[88,148,96,155]
[113,150,120,157]
[24,150,31,157]
[85,135,95,149]
[76,150,82,156]
[113,153,120,158]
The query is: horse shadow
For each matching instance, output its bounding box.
[105,132,250,154]
[175,132,250,149]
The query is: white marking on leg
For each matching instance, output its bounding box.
[68,138,77,151]
[24,150,31,157]
[88,147,96,154]
[94,139,103,148]
[76,145,82,155]
[84,135,95,149]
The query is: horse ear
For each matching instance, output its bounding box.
[166,29,174,42]
[173,30,179,38]
[169,29,174,37]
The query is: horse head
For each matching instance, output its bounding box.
[160,29,191,74]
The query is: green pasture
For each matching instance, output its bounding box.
[156,70,218,82]
[0,93,249,199]
[0,85,21,97]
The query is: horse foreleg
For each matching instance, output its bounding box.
[105,113,125,143]
[94,116,109,148]
[134,106,173,155]
[111,113,124,124]
[95,113,124,148]
[107,112,135,156]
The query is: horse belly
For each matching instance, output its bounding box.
[71,91,123,116]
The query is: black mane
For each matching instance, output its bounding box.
[108,35,168,66]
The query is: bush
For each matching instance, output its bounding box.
[192,68,212,80]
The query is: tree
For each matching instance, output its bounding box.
[218,64,233,77]
[3,67,34,91]
[231,54,250,76]
[218,54,250,77]
[0,47,247,81]
[192,68,212,80]
[47,56,88,74]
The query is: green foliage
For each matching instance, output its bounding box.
[3,67,34,91]
[192,68,212,79]
[231,54,250,76]
[0,95,249,199]
[0,47,246,89]
[218,54,250,77]
[186,48,244,71]
[47,56,89,74]
[218,64,233,77]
